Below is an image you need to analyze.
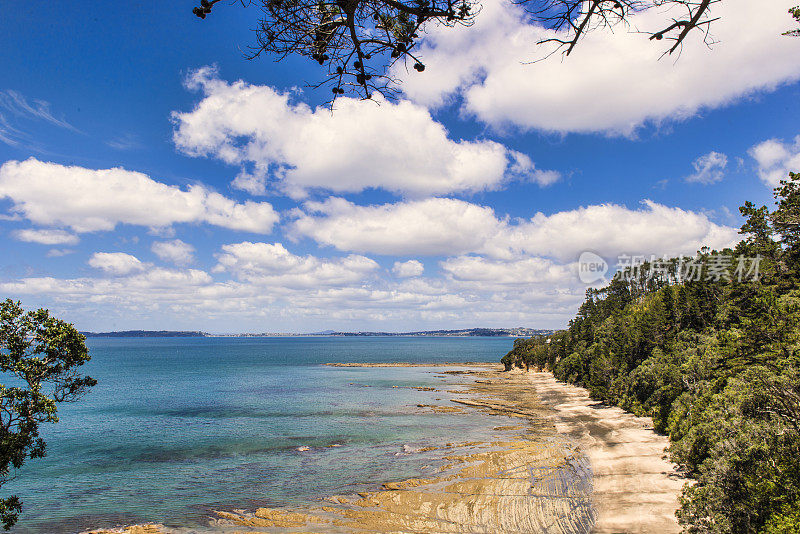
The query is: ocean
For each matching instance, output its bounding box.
[5,336,515,533]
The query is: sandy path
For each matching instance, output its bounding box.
[523,371,684,534]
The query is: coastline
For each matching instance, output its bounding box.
[324,361,494,367]
[87,364,682,534]
[523,371,684,534]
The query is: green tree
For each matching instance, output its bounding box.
[738,201,778,260]
[772,172,800,270]
[0,299,96,529]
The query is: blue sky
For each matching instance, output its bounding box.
[1,0,799,333]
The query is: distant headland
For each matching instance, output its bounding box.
[81,328,550,338]
[81,330,210,338]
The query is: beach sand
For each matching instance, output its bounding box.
[521,371,683,534]
[86,365,682,534]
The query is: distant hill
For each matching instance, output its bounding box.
[81,330,209,338]
[81,328,549,338]
[305,328,551,337]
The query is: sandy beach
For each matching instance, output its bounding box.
[88,365,683,534]
[521,371,683,534]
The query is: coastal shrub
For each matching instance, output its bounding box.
[675,371,800,532]
[617,349,683,432]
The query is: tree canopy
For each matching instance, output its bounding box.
[0,300,96,529]
[189,0,798,99]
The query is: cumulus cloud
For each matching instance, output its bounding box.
[0,158,279,234]
[510,201,739,260]
[530,169,562,187]
[172,67,557,198]
[5,244,385,322]
[686,151,728,184]
[397,0,800,135]
[214,242,379,288]
[3,197,739,331]
[0,265,584,331]
[292,197,739,261]
[88,252,147,276]
[152,239,196,266]
[442,255,573,287]
[292,197,505,256]
[392,260,425,278]
[12,228,79,245]
[1,268,216,313]
[749,135,800,187]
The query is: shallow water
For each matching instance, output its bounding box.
[5,336,514,533]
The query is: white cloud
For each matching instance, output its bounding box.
[392,260,425,278]
[502,200,740,260]
[46,248,75,258]
[397,0,800,135]
[1,268,218,311]
[128,267,213,288]
[152,239,196,266]
[442,255,573,287]
[686,151,728,184]
[5,240,607,330]
[1,269,583,331]
[88,252,147,276]
[0,239,598,331]
[214,242,379,288]
[172,67,557,198]
[12,228,79,245]
[749,135,800,187]
[0,158,279,234]
[530,169,562,187]
[292,197,506,257]
[106,133,142,151]
[0,113,23,147]
[292,197,739,261]
[3,198,738,332]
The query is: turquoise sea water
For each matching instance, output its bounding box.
[5,336,514,533]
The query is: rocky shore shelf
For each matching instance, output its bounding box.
[87,365,682,534]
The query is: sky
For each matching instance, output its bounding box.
[1,0,800,333]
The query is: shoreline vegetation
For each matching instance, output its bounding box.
[501,176,800,532]
[87,363,681,534]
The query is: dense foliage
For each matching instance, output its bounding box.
[503,173,800,533]
[0,300,95,529]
